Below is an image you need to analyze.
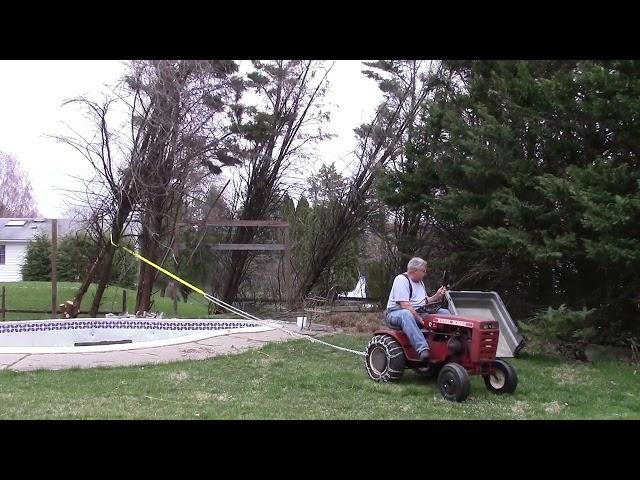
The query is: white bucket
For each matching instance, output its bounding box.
[296,316,309,329]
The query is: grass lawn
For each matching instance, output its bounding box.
[0,333,638,419]
[0,281,215,320]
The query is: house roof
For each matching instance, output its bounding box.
[0,218,79,241]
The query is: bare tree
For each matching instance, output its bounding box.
[287,63,437,304]
[124,60,242,312]
[220,60,333,305]
[54,60,242,316]
[0,151,39,217]
[52,94,138,316]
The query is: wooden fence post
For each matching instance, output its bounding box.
[51,219,58,318]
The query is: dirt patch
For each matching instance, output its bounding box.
[259,356,274,366]
[169,370,189,383]
[551,364,592,386]
[193,391,232,403]
[193,392,212,403]
[510,400,531,416]
[543,401,566,414]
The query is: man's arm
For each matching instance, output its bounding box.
[398,301,424,326]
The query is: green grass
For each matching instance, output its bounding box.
[0,281,214,320]
[0,334,638,419]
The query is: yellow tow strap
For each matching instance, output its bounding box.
[109,234,367,356]
[110,235,206,297]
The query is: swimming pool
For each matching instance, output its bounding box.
[0,318,273,354]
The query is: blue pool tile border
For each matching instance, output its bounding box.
[0,320,262,334]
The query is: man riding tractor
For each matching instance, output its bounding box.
[365,257,518,402]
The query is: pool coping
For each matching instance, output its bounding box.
[0,318,273,354]
[0,321,333,371]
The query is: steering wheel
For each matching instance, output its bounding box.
[423,300,445,314]
[422,287,450,314]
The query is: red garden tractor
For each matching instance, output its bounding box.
[365,310,518,402]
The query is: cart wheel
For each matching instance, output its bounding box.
[437,362,470,402]
[365,334,406,382]
[484,359,518,394]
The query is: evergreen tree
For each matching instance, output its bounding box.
[378,60,640,339]
[21,234,51,281]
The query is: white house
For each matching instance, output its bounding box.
[0,218,77,282]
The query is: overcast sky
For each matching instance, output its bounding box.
[0,60,382,218]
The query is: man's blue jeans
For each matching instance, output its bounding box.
[385,309,429,355]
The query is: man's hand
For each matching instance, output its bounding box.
[426,286,448,305]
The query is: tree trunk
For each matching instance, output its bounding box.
[136,261,157,312]
[89,245,116,317]
[135,212,164,312]
[73,246,108,310]
[74,176,134,315]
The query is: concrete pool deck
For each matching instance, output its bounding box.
[0,321,333,372]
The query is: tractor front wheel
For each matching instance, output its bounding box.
[365,335,406,382]
[483,359,518,394]
[437,362,470,402]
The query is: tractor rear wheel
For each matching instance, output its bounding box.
[437,362,470,402]
[484,359,518,394]
[365,334,406,382]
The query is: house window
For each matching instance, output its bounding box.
[0,245,5,265]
